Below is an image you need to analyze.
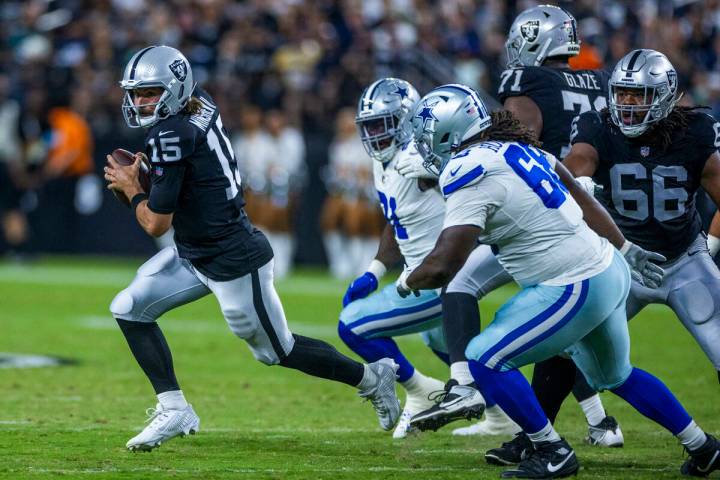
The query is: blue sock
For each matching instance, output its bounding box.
[469,360,547,433]
[338,322,414,382]
[611,367,692,435]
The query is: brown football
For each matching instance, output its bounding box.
[109,148,152,207]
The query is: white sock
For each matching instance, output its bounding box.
[450,361,474,386]
[579,393,606,427]
[356,364,378,390]
[401,370,439,397]
[677,420,707,452]
[528,421,561,444]
[485,405,523,433]
[157,390,188,410]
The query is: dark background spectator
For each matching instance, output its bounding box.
[1,0,718,264]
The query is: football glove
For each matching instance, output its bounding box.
[395,150,437,179]
[396,268,420,298]
[620,241,666,289]
[342,272,379,307]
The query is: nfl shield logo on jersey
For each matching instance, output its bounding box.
[521,20,540,42]
[169,59,188,82]
[640,146,650,157]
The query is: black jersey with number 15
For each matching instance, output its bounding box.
[572,110,718,261]
[498,66,610,159]
[144,88,273,281]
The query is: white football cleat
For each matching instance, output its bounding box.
[126,403,200,452]
[585,415,624,447]
[409,380,485,432]
[359,358,401,431]
[393,377,445,439]
[452,404,520,436]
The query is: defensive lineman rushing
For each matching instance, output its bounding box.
[397,83,720,478]
[104,45,400,451]
[411,4,623,444]
[338,77,487,438]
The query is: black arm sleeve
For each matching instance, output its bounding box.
[147,163,186,214]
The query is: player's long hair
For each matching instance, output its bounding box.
[602,105,709,151]
[182,97,204,115]
[458,110,542,151]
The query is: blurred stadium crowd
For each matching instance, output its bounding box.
[1,0,720,275]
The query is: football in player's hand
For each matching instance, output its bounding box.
[109,148,151,207]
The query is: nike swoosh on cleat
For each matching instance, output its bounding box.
[698,451,719,473]
[547,451,575,473]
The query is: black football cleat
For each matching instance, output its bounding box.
[501,438,579,479]
[485,432,533,466]
[681,434,720,477]
[408,379,485,432]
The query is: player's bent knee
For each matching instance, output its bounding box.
[584,366,632,392]
[110,289,156,322]
[248,347,281,366]
[464,335,491,363]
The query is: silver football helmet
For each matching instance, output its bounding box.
[120,45,196,128]
[609,49,680,137]
[409,84,492,175]
[505,5,580,68]
[355,78,420,162]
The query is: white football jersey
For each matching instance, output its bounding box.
[374,141,446,269]
[439,140,614,287]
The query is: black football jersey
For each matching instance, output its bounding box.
[572,110,719,261]
[498,66,610,159]
[145,88,272,280]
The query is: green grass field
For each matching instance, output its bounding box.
[0,257,718,479]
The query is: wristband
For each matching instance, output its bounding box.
[619,240,632,255]
[131,192,149,213]
[366,259,387,280]
[708,234,720,257]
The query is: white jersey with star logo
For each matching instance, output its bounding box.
[439,140,614,287]
[373,141,446,269]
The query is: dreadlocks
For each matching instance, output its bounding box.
[458,110,542,151]
[602,105,710,151]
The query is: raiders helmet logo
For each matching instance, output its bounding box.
[169,59,187,82]
[520,20,540,42]
[667,70,677,93]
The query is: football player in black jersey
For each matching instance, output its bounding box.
[104,46,401,451]
[496,4,622,450]
[561,48,720,477]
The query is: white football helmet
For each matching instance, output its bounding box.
[409,84,492,175]
[355,78,420,162]
[120,45,196,128]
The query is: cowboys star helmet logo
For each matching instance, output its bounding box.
[520,20,540,42]
[169,59,188,82]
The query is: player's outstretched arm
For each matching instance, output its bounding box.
[555,159,624,249]
[700,151,720,256]
[342,224,402,306]
[399,225,480,295]
[560,148,666,287]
